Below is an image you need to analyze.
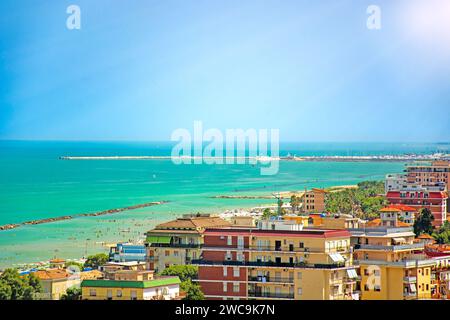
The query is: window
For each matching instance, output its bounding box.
[227,236,232,246]
[89,289,96,297]
[297,288,302,295]
[299,242,304,249]
[233,267,240,277]
[131,290,137,300]
[297,272,302,279]
[233,283,240,293]
[174,251,179,257]
[116,290,122,297]
[223,267,228,277]
[223,282,227,292]
[225,251,232,261]
[107,290,112,299]
[165,250,170,256]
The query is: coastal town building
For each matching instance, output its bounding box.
[81,269,181,300]
[386,188,448,227]
[349,210,434,300]
[109,243,147,263]
[299,188,326,213]
[404,160,450,192]
[99,261,147,279]
[194,223,359,300]
[308,213,360,230]
[429,256,450,299]
[385,174,408,192]
[32,269,80,300]
[377,205,417,225]
[145,214,230,272]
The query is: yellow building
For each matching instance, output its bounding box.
[146,214,230,272]
[309,213,360,230]
[350,210,434,300]
[81,270,181,300]
[33,269,80,300]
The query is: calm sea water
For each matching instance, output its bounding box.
[0,141,448,267]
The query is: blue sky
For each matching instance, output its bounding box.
[0,0,449,142]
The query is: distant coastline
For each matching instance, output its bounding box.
[60,153,450,162]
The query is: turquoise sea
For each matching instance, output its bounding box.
[0,141,449,268]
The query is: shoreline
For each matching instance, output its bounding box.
[0,201,168,232]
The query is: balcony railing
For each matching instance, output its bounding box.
[248,291,294,299]
[203,245,349,254]
[192,259,347,269]
[248,276,294,284]
[148,243,201,248]
[354,243,424,251]
[403,276,417,283]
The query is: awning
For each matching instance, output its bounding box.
[409,283,417,292]
[393,237,406,244]
[347,269,359,279]
[146,236,172,244]
[329,253,345,263]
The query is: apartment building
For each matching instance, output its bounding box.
[109,243,147,263]
[430,256,450,299]
[81,269,181,300]
[386,188,448,227]
[194,222,359,300]
[299,188,326,213]
[145,214,230,272]
[350,210,434,300]
[405,160,450,191]
[309,213,360,230]
[377,206,417,226]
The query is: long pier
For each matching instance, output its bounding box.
[0,201,168,232]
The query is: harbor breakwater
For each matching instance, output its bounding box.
[0,201,168,231]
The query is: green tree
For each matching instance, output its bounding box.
[325,181,387,219]
[262,208,275,219]
[84,253,109,269]
[60,287,82,300]
[160,265,198,282]
[158,265,204,300]
[65,261,84,271]
[413,208,435,236]
[290,195,300,213]
[432,221,450,244]
[181,279,204,300]
[0,269,42,300]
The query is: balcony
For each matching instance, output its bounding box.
[192,259,348,269]
[403,292,417,299]
[355,243,424,251]
[248,291,294,299]
[148,243,201,249]
[248,276,294,284]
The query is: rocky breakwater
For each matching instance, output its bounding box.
[0,201,168,232]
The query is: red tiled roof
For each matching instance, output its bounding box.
[383,204,417,212]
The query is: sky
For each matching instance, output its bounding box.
[0,0,449,142]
